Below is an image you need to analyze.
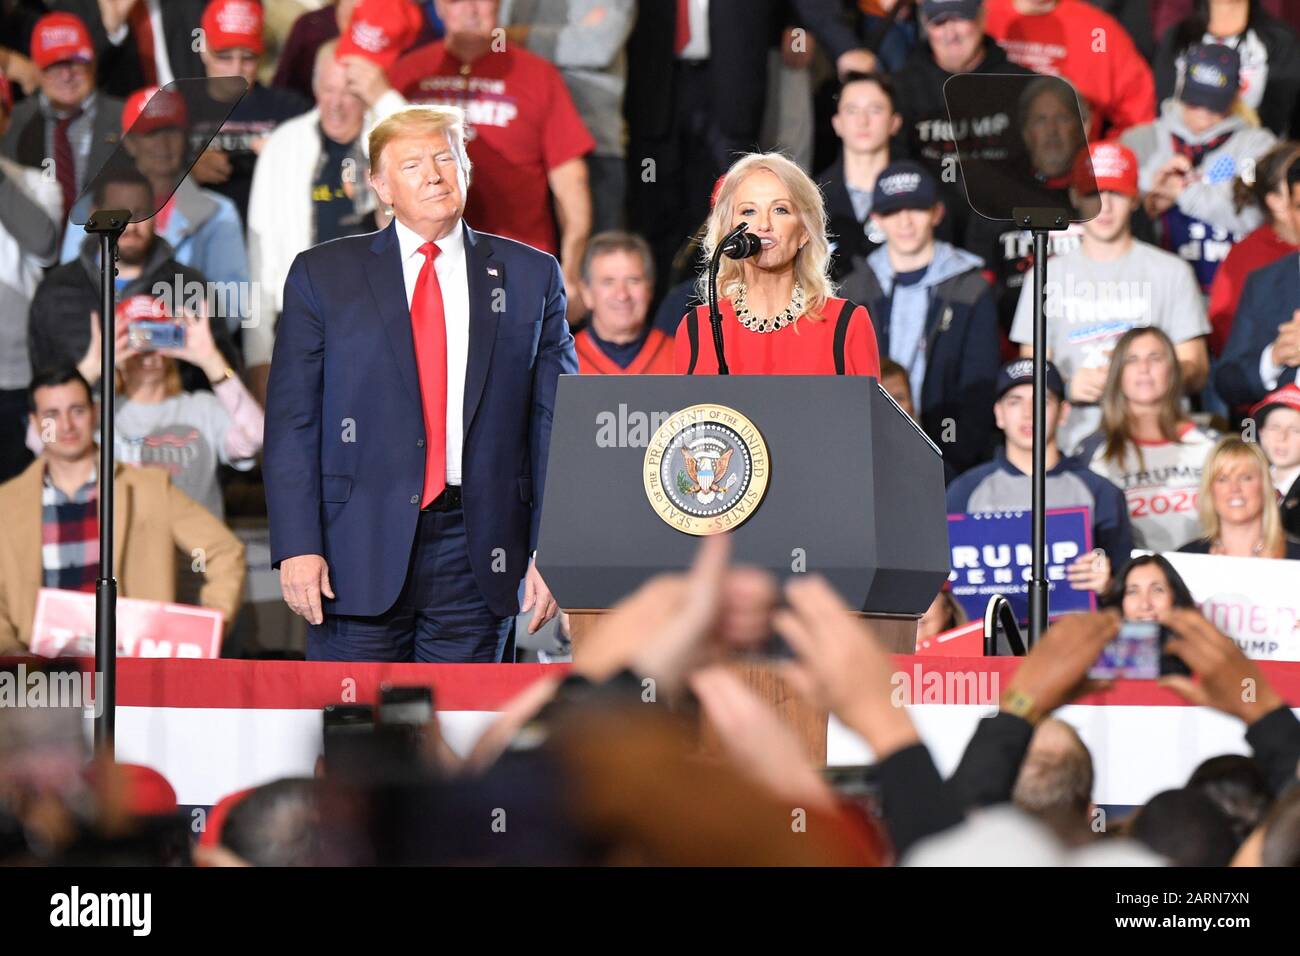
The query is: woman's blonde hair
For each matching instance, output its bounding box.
[697,152,834,323]
[1098,326,1186,470]
[1197,436,1285,557]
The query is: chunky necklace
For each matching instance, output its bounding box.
[733,282,805,333]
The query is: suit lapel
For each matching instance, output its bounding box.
[462,224,504,439]
[366,221,422,407]
[111,464,128,574]
[12,462,43,619]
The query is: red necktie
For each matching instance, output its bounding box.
[53,109,82,216]
[675,0,692,55]
[130,1,158,86]
[412,242,448,507]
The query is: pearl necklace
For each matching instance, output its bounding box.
[733,282,805,333]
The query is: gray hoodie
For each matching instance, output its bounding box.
[1121,98,1275,236]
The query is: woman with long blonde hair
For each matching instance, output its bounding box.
[1076,327,1218,551]
[675,152,880,376]
[1178,436,1300,559]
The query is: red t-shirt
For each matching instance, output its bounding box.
[675,297,881,377]
[576,327,676,375]
[1206,224,1298,356]
[388,42,595,255]
[984,0,1155,140]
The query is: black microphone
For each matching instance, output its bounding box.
[720,225,762,260]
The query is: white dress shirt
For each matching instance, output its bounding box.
[679,0,710,60]
[394,217,471,486]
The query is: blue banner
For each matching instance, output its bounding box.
[946,508,1097,623]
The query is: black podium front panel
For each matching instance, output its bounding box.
[536,375,949,615]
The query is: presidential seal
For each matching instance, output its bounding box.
[643,404,770,535]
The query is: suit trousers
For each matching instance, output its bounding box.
[307,503,513,663]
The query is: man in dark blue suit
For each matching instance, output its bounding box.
[263,104,576,662]
[1217,252,1300,413]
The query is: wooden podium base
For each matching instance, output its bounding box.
[565,611,917,766]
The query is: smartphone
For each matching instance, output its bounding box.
[377,685,434,726]
[128,320,186,351]
[1089,620,1189,680]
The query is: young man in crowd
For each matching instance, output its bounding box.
[575,231,674,375]
[984,0,1154,140]
[0,368,245,654]
[946,359,1134,592]
[816,71,900,280]
[890,0,1032,241]
[1012,141,1209,455]
[190,0,312,225]
[1252,384,1300,538]
[880,358,916,420]
[840,160,1000,480]
[0,12,123,224]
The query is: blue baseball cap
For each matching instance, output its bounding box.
[996,358,1066,401]
[872,160,939,215]
[1180,44,1240,114]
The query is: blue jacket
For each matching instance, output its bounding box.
[264,220,577,618]
[946,448,1135,571]
[1218,251,1300,409]
[839,242,1001,480]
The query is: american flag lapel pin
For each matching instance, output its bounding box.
[487,266,499,277]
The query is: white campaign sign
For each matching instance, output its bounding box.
[1161,552,1300,661]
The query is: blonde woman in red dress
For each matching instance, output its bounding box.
[675,152,881,377]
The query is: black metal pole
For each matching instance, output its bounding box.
[86,211,128,757]
[1029,228,1050,645]
[707,247,729,375]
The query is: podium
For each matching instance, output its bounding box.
[536,375,950,762]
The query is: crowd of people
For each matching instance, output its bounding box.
[3,535,1299,866]
[0,0,1295,870]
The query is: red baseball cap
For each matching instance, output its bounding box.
[336,0,423,71]
[30,12,95,70]
[201,0,265,56]
[84,762,179,817]
[1251,383,1300,424]
[198,787,255,848]
[1074,140,1138,199]
[123,86,190,135]
[117,294,170,323]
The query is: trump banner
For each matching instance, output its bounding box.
[30,589,223,659]
[946,508,1096,623]
[1159,552,1300,662]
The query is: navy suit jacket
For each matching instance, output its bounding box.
[1218,252,1300,410]
[264,220,577,619]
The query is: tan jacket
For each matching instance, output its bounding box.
[0,458,246,653]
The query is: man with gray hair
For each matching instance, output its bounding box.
[575,231,674,375]
[264,103,576,662]
[243,41,373,406]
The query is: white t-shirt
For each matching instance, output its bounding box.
[1011,240,1209,454]
[1078,423,1219,553]
[115,392,254,519]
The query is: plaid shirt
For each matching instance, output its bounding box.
[41,468,99,592]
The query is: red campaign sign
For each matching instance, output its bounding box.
[30,589,222,659]
[915,620,984,657]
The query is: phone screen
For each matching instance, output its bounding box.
[1089,620,1162,680]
